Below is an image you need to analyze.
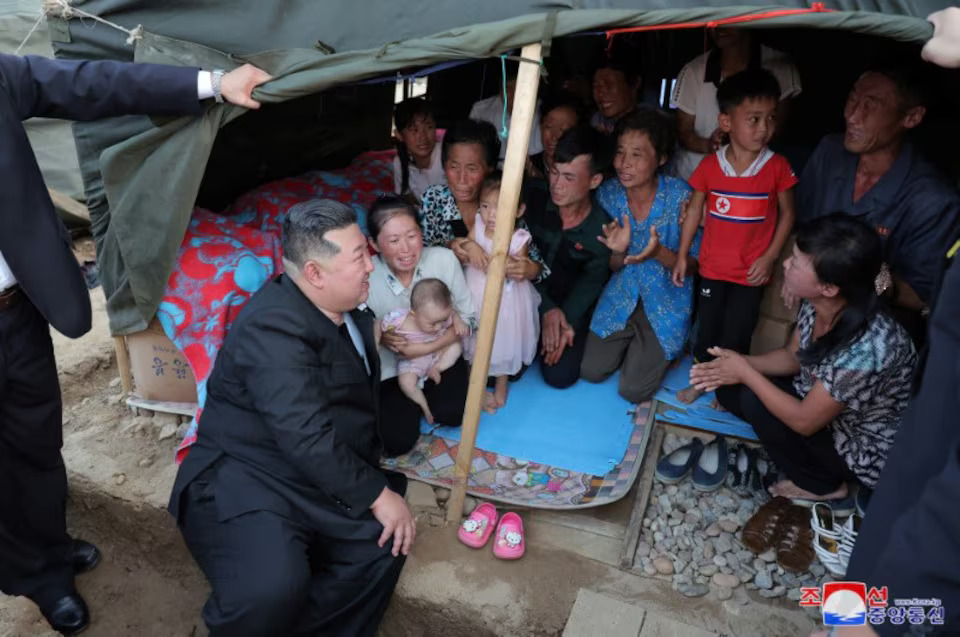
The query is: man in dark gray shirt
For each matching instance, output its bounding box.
[796,65,960,342]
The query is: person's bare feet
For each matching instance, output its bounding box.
[677,385,704,404]
[709,398,726,412]
[482,390,499,414]
[427,367,441,384]
[768,479,848,501]
[494,377,508,407]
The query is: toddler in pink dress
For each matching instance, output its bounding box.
[380,278,469,424]
[463,176,542,410]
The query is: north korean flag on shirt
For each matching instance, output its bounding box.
[689,152,797,285]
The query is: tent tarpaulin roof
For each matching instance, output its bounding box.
[48,1,949,335]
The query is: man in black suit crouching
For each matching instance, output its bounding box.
[170,199,416,637]
[0,52,269,635]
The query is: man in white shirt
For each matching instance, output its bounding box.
[469,63,543,164]
[0,52,269,635]
[671,28,802,181]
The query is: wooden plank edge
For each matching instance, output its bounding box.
[618,416,664,571]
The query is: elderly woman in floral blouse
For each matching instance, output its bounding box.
[581,108,700,403]
[420,119,549,283]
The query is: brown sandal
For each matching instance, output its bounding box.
[776,505,815,572]
[741,496,793,554]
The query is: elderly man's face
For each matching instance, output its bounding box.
[842,72,918,156]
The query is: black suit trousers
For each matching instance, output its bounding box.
[179,465,407,637]
[0,296,73,605]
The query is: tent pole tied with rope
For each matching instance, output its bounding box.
[446,43,543,523]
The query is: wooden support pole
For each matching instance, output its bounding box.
[114,335,133,396]
[447,43,542,522]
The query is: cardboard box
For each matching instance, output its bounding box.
[751,316,795,355]
[126,318,198,404]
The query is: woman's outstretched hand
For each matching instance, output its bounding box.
[599,215,657,264]
[624,226,659,265]
[689,347,750,392]
[598,214,632,254]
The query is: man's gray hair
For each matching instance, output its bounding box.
[282,199,358,269]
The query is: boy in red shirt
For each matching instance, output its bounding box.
[672,69,797,404]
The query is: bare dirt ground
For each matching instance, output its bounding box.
[0,241,818,636]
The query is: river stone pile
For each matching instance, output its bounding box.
[639,432,831,610]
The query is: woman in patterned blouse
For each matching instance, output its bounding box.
[420,119,548,283]
[691,213,917,504]
[581,108,700,404]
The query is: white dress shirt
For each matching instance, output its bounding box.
[1,70,215,292]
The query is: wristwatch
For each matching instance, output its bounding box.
[212,69,225,104]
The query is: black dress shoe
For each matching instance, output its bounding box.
[72,539,101,575]
[41,593,89,635]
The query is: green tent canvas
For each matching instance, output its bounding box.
[42,0,950,335]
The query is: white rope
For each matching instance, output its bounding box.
[13,11,46,55]
[40,0,144,46]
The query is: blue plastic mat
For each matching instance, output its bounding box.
[421,362,634,476]
[654,357,759,441]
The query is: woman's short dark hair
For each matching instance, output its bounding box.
[367,195,420,242]
[796,212,885,365]
[612,107,677,167]
[441,119,501,170]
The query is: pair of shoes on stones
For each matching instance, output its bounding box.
[727,443,778,498]
[741,496,815,572]
[655,436,728,491]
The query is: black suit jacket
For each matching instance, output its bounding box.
[169,274,389,527]
[0,54,201,338]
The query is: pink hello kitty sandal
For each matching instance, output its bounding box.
[457,502,498,548]
[492,512,525,560]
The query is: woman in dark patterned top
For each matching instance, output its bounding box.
[690,213,917,504]
[420,119,548,283]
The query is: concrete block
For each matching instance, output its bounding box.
[639,612,718,636]
[405,480,440,511]
[563,589,645,637]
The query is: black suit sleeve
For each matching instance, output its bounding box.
[0,53,203,122]
[234,309,387,515]
[873,442,960,635]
